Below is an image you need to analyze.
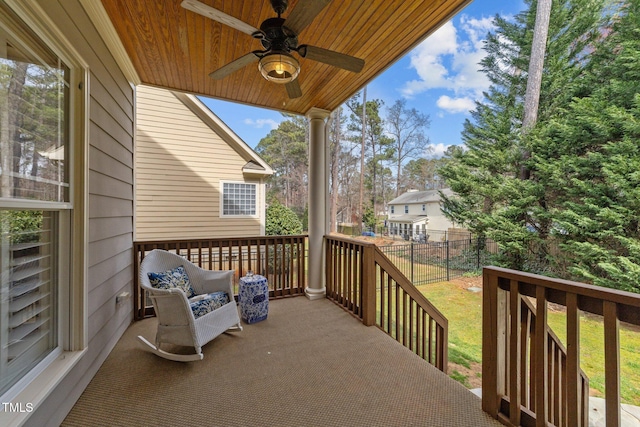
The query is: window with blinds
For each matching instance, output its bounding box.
[0,5,69,398]
[0,210,57,394]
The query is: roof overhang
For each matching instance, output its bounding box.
[388,215,428,224]
[91,0,473,115]
[173,90,274,175]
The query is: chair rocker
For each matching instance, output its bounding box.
[137,249,242,361]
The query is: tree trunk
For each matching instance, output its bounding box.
[358,87,366,232]
[329,109,340,233]
[520,0,552,180]
[1,63,29,198]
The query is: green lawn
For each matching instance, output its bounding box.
[416,277,640,406]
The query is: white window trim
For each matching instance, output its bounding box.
[0,1,89,424]
[219,180,259,218]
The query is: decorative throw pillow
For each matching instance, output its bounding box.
[148,266,196,298]
[189,291,230,318]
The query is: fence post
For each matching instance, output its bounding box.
[477,237,481,270]
[446,240,450,281]
[410,242,414,283]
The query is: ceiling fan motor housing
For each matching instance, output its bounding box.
[257,18,298,52]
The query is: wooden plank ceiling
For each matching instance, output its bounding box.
[101,0,472,115]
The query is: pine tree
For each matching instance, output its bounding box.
[532,0,640,291]
[439,0,606,271]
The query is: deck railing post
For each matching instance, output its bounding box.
[482,268,501,418]
[361,243,376,326]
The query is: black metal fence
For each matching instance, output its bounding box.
[379,238,499,285]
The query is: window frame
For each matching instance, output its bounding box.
[0,0,88,421]
[220,180,259,218]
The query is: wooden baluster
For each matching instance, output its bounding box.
[409,298,414,352]
[509,280,522,425]
[395,280,400,341]
[535,286,548,427]
[566,292,581,427]
[421,310,427,361]
[379,267,385,327]
[326,239,333,297]
[604,301,620,427]
[387,274,392,333]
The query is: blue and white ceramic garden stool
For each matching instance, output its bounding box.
[238,274,269,323]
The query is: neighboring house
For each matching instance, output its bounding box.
[135,85,273,240]
[386,188,456,239]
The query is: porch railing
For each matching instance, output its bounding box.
[134,235,307,320]
[325,235,448,372]
[483,266,640,427]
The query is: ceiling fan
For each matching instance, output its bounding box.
[181,0,365,99]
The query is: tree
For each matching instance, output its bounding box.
[265,200,303,236]
[386,99,431,196]
[519,0,551,181]
[402,158,439,191]
[346,97,395,225]
[328,107,343,232]
[531,0,640,291]
[439,0,606,271]
[255,115,308,211]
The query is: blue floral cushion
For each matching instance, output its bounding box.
[189,291,230,319]
[147,266,196,298]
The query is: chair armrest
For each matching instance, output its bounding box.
[196,270,235,296]
[147,287,194,324]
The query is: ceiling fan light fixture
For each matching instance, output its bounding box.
[258,52,300,84]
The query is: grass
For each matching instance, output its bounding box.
[415,280,483,386]
[416,277,640,406]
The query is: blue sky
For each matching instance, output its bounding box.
[200,0,526,156]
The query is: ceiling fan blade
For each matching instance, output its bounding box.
[181,0,258,36]
[285,0,331,34]
[285,79,302,99]
[209,53,259,80]
[298,45,364,73]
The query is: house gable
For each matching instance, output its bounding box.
[135,85,271,240]
[387,189,456,232]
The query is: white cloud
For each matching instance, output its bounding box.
[427,143,449,158]
[436,96,476,114]
[401,15,496,113]
[243,118,280,130]
[426,142,467,159]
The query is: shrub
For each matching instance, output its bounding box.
[265,201,303,236]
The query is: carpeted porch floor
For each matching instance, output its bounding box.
[62,297,501,427]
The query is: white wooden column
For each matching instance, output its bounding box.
[305,107,330,300]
